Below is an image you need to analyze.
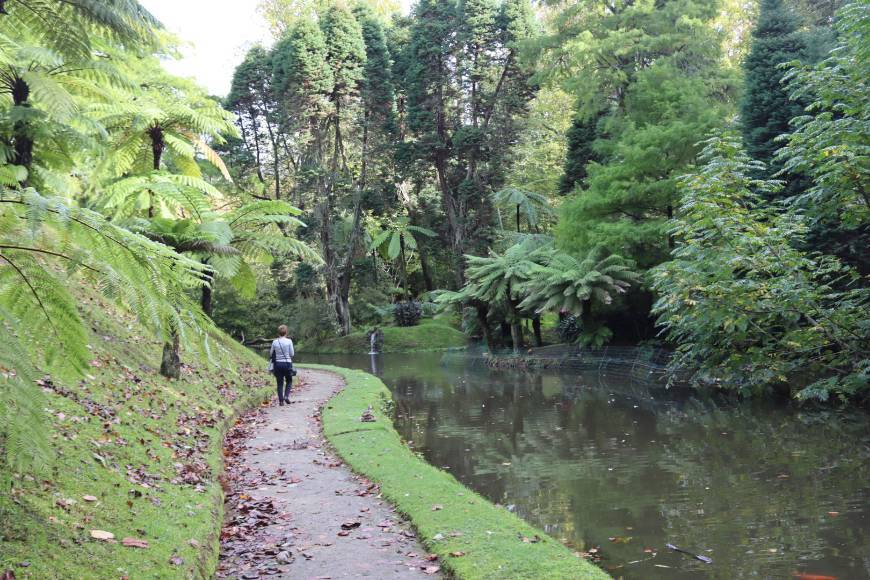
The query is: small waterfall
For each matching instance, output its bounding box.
[368,331,378,355]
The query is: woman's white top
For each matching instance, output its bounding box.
[270,337,294,363]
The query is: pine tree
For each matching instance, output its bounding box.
[740,0,808,174]
[543,0,732,269]
[402,0,536,283]
[227,46,283,198]
[558,112,602,195]
[272,17,334,131]
[321,5,366,103]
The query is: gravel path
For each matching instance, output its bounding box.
[217,369,439,579]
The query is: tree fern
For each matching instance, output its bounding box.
[0,186,217,470]
[518,248,639,315]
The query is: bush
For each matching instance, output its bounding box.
[557,314,581,343]
[393,300,423,327]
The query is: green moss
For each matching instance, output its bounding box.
[0,284,272,579]
[311,363,609,580]
[305,320,467,354]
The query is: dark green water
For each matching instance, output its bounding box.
[300,352,870,579]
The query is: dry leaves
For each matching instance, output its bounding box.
[340,521,361,530]
[89,530,114,541]
[121,537,149,549]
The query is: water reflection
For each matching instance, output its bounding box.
[301,352,870,579]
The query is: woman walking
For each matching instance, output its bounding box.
[270,325,295,405]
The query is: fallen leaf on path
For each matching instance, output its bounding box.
[121,538,148,548]
[340,521,361,530]
[168,555,184,566]
[422,566,440,575]
[451,551,466,557]
[337,531,350,537]
[425,554,438,562]
[2,570,15,580]
[82,495,98,502]
[90,530,114,541]
[431,504,443,511]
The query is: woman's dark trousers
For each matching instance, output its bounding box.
[274,362,293,402]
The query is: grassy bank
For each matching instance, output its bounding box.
[311,363,609,579]
[0,282,271,579]
[305,320,467,354]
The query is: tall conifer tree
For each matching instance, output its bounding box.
[740,0,808,175]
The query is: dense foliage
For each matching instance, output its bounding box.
[652,134,868,400]
[219,0,866,400]
[0,2,311,470]
[1,0,866,482]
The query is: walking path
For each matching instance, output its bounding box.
[217,369,439,579]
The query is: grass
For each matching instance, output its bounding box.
[305,319,467,354]
[0,280,272,579]
[311,363,609,580]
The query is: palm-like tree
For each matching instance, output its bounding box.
[369,216,435,299]
[89,54,238,217]
[133,216,238,378]
[519,247,639,343]
[462,238,552,352]
[0,0,156,183]
[491,187,553,233]
[133,198,316,377]
[206,199,317,316]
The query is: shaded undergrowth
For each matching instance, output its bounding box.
[0,281,271,579]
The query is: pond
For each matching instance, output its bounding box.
[299,351,870,579]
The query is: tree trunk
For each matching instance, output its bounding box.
[510,321,523,353]
[476,303,495,352]
[201,283,213,318]
[11,76,32,182]
[516,204,521,233]
[159,331,181,379]
[332,109,370,336]
[581,300,593,330]
[532,315,543,347]
[500,321,511,346]
[148,125,164,218]
[400,235,409,299]
[508,299,523,353]
[419,245,434,292]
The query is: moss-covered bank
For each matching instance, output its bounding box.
[0,283,271,579]
[305,320,467,354]
[310,363,609,579]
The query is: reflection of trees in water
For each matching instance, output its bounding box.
[390,365,869,579]
[651,405,869,579]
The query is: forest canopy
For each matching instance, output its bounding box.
[0,0,867,478]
